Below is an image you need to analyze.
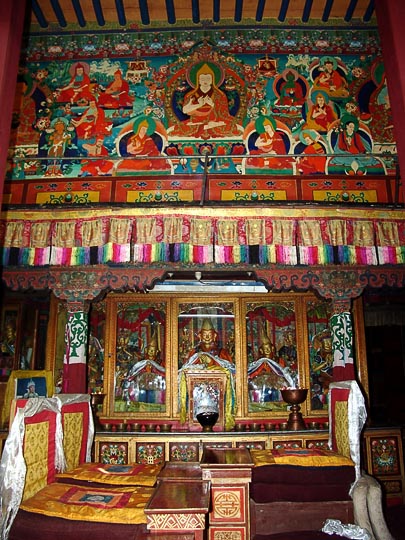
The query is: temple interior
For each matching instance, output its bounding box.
[0,1,405,539]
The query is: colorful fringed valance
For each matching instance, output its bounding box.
[2,212,405,268]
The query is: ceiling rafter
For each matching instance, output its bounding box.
[30,0,376,30]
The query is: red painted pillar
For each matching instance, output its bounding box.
[375,1,405,195]
[0,1,27,206]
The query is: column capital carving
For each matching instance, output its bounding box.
[312,270,366,302]
[65,300,91,314]
[51,270,103,303]
[331,297,352,314]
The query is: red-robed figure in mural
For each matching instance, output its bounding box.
[246,115,290,169]
[57,63,94,105]
[172,62,240,138]
[117,116,170,171]
[304,90,338,133]
[312,57,349,99]
[98,69,134,109]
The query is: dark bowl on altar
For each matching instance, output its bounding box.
[281,388,308,405]
[196,411,219,431]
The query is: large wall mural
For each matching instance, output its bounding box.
[5,25,398,204]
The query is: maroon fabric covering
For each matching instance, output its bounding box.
[253,532,345,540]
[251,482,352,502]
[9,510,148,540]
[252,464,355,485]
[250,464,354,503]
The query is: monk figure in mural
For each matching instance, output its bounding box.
[173,63,240,138]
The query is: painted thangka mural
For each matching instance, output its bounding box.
[7,26,396,190]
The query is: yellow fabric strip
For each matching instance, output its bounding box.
[23,422,50,501]
[56,462,163,486]
[63,412,84,471]
[251,448,354,467]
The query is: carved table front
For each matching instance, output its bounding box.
[144,479,210,540]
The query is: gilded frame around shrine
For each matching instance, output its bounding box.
[173,296,241,423]
[103,294,171,419]
[241,294,309,419]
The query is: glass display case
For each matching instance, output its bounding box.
[174,298,238,430]
[104,295,169,418]
[244,299,301,415]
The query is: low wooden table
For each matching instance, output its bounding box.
[201,447,254,540]
[157,461,202,482]
[144,479,210,540]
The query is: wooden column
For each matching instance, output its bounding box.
[0,1,27,205]
[376,0,405,197]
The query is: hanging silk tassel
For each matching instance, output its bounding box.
[103,242,113,263]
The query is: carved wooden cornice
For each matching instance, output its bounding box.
[3,265,405,303]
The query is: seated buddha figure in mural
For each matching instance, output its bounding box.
[275,69,308,107]
[304,90,338,133]
[294,129,327,175]
[171,62,241,139]
[334,114,369,154]
[57,62,95,105]
[71,99,112,140]
[328,113,382,174]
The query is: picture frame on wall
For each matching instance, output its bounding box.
[15,376,47,399]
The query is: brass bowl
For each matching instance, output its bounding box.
[281,388,308,405]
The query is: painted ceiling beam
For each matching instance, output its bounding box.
[139,0,150,25]
[278,0,289,22]
[363,0,374,22]
[92,0,105,26]
[345,0,358,22]
[213,0,220,22]
[256,0,266,22]
[115,0,126,25]
[302,0,313,22]
[322,0,333,22]
[235,0,243,22]
[192,0,200,23]
[32,0,48,27]
[166,0,176,23]
[72,0,86,27]
[50,0,67,27]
